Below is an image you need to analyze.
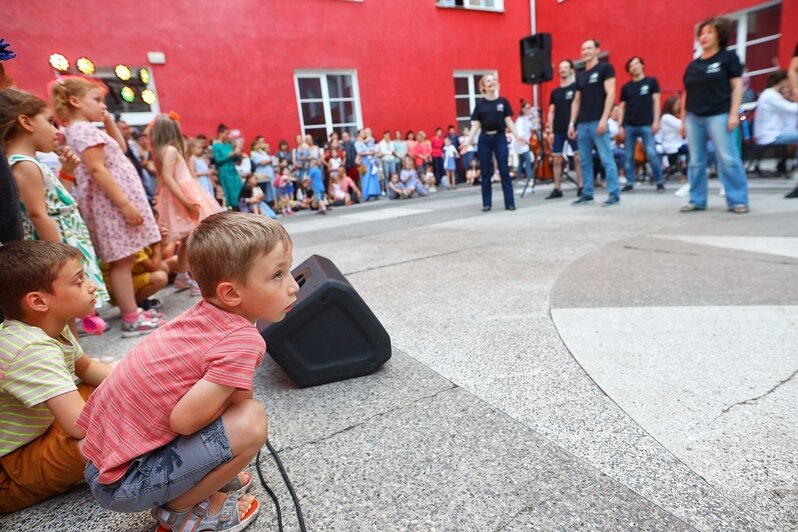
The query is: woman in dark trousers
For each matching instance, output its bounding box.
[679,15,749,213]
[462,74,523,211]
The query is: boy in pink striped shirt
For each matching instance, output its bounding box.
[77,212,299,532]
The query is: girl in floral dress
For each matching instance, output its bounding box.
[52,77,162,338]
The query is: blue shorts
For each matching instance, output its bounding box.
[84,418,232,513]
[551,132,578,155]
[314,190,325,202]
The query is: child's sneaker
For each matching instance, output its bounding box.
[121,314,159,338]
[139,308,166,321]
[174,276,201,296]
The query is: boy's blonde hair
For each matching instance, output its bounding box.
[0,241,81,319]
[49,76,106,123]
[187,212,293,297]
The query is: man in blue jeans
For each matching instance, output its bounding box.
[618,56,665,192]
[568,38,620,207]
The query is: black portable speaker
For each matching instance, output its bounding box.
[259,255,391,388]
[520,33,553,84]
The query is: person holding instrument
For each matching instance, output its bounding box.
[461,74,523,212]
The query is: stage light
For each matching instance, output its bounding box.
[120,86,135,103]
[115,64,132,81]
[49,53,69,72]
[139,68,151,84]
[76,57,95,74]
[141,89,157,105]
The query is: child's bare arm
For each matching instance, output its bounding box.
[13,161,61,242]
[44,390,87,439]
[74,354,113,386]
[169,379,240,436]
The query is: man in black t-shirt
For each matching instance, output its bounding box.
[545,60,583,199]
[568,39,620,206]
[618,56,664,192]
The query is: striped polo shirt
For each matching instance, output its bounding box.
[77,300,266,484]
[0,320,83,457]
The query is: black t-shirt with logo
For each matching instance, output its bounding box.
[683,49,743,117]
[576,62,615,123]
[620,76,661,126]
[549,83,577,133]
[471,97,513,132]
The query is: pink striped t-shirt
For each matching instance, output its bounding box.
[76,300,266,484]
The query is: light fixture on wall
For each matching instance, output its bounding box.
[115,64,132,81]
[139,68,151,84]
[141,89,157,104]
[120,86,136,102]
[76,57,95,74]
[49,53,69,72]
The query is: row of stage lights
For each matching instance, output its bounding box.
[49,53,156,105]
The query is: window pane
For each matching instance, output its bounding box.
[745,40,779,73]
[454,76,469,96]
[298,78,322,100]
[728,20,738,46]
[330,100,355,124]
[327,75,353,98]
[472,74,484,91]
[747,5,780,41]
[457,119,471,132]
[301,101,325,126]
[304,127,328,146]
[456,97,472,118]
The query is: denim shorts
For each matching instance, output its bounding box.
[551,132,578,154]
[84,418,233,513]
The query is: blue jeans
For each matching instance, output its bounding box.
[478,132,515,209]
[382,160,398,181]
[624,125,663,186]
[576,122,619,198]
[685,112,748,209]
[516,151,533,181]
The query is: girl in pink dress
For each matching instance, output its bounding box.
[53,77,162,338]
[150,115,222,296]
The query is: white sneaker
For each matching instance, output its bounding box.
[674,183,690,197]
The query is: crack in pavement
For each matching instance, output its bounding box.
[622,244,798,266]
[720,368,798,415]
[343,243,493,276]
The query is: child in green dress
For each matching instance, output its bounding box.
[0,88,110,334]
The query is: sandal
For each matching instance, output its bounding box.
[731,205,749,214]
[220,471,252,497]
[153,491,260,532]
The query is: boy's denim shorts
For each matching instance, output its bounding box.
[84,418,233,513]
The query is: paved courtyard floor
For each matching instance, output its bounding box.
[2,177,796,531]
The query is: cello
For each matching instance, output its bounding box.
[529,130,554,181]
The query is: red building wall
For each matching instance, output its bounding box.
[4,0,796,144]
[4,0,533,144]
[537,0,797,110]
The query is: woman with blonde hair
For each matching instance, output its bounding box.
[461,74,523,211]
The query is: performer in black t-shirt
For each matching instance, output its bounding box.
[544,60,583,199]
[618,56,664,192]
[462,74,523,211]
[680,16,748,214]
[567,39,621,207]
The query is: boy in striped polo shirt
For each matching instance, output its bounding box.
[77,212,299,532]
[0,240,114,512]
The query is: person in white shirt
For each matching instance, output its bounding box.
[514,102,535,184]
[659,95,688,181]
[754,71,798,147]
[378,130,399,182]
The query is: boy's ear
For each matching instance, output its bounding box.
[22,291,50,315]
[215,281,241,307]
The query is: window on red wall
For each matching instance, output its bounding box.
[724,1,782,98]
[453,70,495,132]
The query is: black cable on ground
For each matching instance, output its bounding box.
[256,440,307,532]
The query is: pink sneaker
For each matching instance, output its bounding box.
[121,314,160,338]
[174,277,201,296]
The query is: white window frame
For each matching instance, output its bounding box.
[454,70,497,129]
[437,0,504,13]
[293,70,362,139]
[726,0,781,78]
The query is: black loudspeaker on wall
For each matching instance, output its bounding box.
[520,33,553,84]
[259,255,391,388]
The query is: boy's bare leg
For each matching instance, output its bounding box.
[166,399,268,516]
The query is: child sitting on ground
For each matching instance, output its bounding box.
[387,172,413,199]
[0,240,114,512]
[77,212,299,532]
[465,156,481,186]
[274,167,296,216]
[100,245,168,316]
[239,174,277,219]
